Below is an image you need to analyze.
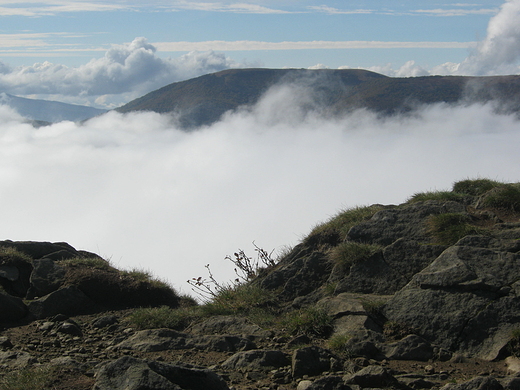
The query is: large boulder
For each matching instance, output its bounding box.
[27,285,94,319]
[0,292,28,322]
[221,350,290,371]
[93,356,229,390]
[384,233,520,360]
[27,258,66,298]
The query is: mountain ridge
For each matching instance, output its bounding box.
[0,93,107,123]
[116,68,520,129]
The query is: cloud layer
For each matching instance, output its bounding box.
[0,37,242,108]
[1,82,519,294]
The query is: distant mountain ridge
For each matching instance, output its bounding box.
[0,93,107,123]
[116,68,520,129]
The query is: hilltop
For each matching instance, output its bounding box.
[116,68,520,128]
[1,178,520,389]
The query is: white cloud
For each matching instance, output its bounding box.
[455,0,520,75]
[0,37,241,108]
[168,1,289,13]
[307,5,373,15]
[0,81,519,293]
[412,8,498,16]
[370,0,520,77]
[0,0,128,16]
[155,40,476,52]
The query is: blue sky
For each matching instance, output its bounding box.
[1,0,519,108]
[0,0,502,68]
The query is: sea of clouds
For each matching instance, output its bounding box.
[0,84,519,293]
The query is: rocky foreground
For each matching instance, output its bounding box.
[1,179,520,390]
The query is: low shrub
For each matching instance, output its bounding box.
[452,178,502,196]
[426,213,483,245]
[281,307,333,337]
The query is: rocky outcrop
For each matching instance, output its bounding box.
[0,241,180,323]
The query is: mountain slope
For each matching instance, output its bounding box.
[116,68,387,128]
[116,68,520,129]
[0,93,107,123]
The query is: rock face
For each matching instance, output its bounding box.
[384,228,520,360]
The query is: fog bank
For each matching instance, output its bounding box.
[1,87,519,293]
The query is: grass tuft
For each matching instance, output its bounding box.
[452,178,502,196]
[0,367,54,390]
[329,242,381,270]
[126,305,197,330]
[426,213,484,246]
[481,183,520,212]
[60,256,115,271]
[280,307,333,337]
[407,191,465,204]
[304,205,384,248]
[327,334,353,356]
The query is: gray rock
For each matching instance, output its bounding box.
[116,328,254,353]
[57,321,83,337]
[0,240,79,260]
[344,365,398,388]
[292,346,336,378]
[92,315,119,329]
[259,246,332,301]
[27,285,94,319]
[383,335,434,361]
[0,350,37,369]
[188,315,273,338]
[347,201,466,246]
[0,292,27,322]
[221,350,290,371]
[384,241,520,360]
[306,376,351,390]
[0,265,19,281]
[93,356,181,390]
[148,359,230,390]
[440,376,503,390]
[28,258,66,298]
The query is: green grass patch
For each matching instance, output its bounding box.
[0,246,32,265]
[426,213,483,246]
[407,190,465,204]
[280,307,333,337]
[60,256,115,271]
[329,242,381,270]
[452,178,503,196]
[361,298,386,317]
[327,334,352,356]
[121,268,172,289]
[0,367,54,390]
[201,284,276,316]
[126,305,198,330]
[305,205,385,248]
[481,183,520,212]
